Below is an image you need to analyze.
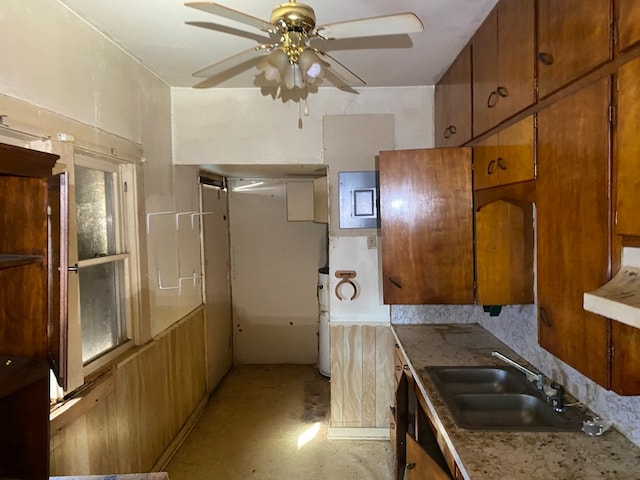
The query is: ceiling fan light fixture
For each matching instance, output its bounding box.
[298,48,326,82]
[257,48,290,83]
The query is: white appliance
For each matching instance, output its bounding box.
[318,268,330,377]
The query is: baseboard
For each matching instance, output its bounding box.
[152,393,209,471]
[327,426,390,441]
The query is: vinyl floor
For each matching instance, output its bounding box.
[166,364,394,480]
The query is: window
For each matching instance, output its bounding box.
[68,152,140,381]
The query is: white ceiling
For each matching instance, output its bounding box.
[56,0,497,89]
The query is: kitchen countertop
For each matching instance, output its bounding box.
[392,323,640,480]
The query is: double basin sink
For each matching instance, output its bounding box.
[425,366,586,431]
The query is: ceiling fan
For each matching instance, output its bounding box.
[185,1,424,91]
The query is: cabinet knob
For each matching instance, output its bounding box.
[406,463,416,470]
[538,52,555,66]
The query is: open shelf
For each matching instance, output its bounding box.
[0,356,49,399]
[0,254,42,269]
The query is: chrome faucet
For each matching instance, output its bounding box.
[491,351,544,389]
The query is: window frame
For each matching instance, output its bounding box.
[64,150,143,391]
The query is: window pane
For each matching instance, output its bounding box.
[79,260,127,364]
[75,165,117,261]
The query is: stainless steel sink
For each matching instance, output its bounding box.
[424,366,585,431]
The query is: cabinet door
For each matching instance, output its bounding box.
[434,69,451,149]
[476,200,534,306]
[617,0,640,52]
[473,116,535,190]
[615,56,640,236]
[379,148,474,304]
[473,7,499,136]
[537,78,610,387]
[435,46,472,148]
[537,0,612,98]
[496,0,535,121]
[405,434,451,480]
[473,135,500,190]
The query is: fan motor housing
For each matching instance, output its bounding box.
[271,2,316,33]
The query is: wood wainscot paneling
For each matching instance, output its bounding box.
[50,307,207,475]
[329,323,394,439]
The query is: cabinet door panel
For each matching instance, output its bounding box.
[537,78,610,387]
[496,116,535,185]
[617,0,640,52]
[473,8,499,136]
[476,200,534,305]
[615,56,640,236]
[405,434,451,480]
[447,45,472,145]
[379,148,473,304]
[538,0,612,98]
[473,136,500,190]
[496,0,535,120]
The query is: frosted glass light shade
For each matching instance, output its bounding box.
[257,48,290,83]
[299,48,326,84]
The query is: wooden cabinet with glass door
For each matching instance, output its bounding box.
[472,0,535,136]
[537,0,611,98]
[379,148,473,304]
[0,142,63,480]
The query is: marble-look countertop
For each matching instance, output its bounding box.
[393,324,640,480]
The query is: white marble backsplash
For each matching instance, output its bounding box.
[392,304,640,447]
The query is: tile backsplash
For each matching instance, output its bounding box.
[392,304,640,447]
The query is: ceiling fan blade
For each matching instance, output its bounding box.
[193,44,271,78]
[185,21,272,43]
[315,13,423,40]
[315,50,366,87]
[185,2,273,32]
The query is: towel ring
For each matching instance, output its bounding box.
[335,270,358,301]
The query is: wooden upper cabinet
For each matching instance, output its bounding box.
[434,45,472,148]
[473,1,535,136]
[476,200,534,306]
[615,56,640,237]
[617,0,640,52]
[473,116,535,190]
[379,148,474,305]
[537,0,612,98]
[536,78,611,388]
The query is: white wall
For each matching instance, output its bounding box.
[171,86,433,166]
[0,0,199,337]
[228,178,327,364]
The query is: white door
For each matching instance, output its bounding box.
[201,184,233,391]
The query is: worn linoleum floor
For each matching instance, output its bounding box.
[166,365,394,480]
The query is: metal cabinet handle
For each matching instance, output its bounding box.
[497,86,509,98]
[443,125,457,139]
[487,90,498,108]
[406,463,416,470]
[497,157,507,170]
[487,159,496,175]
[388,277,402,289]
[538,52,555,66]
[67,264,79,273]
[540,306,553,327]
